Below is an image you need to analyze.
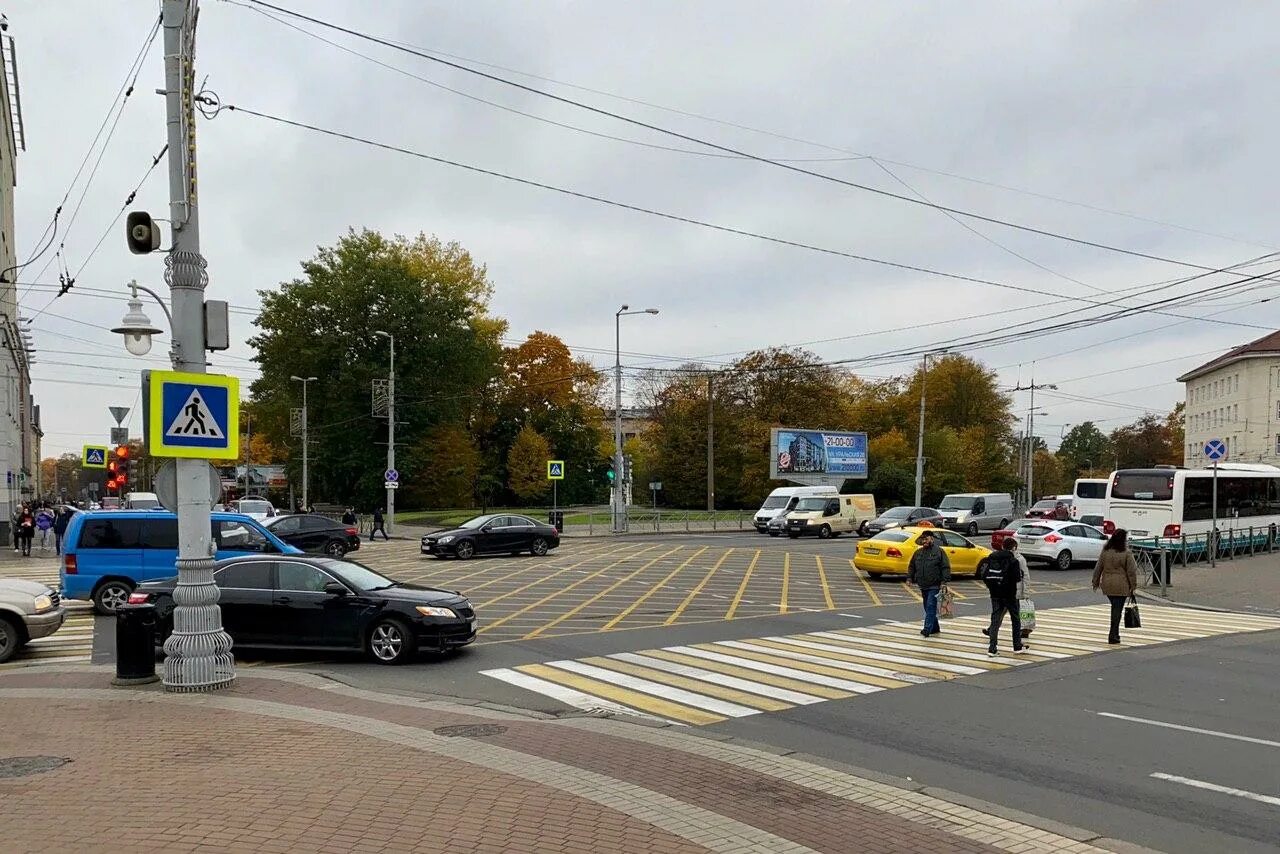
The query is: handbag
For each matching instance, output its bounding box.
[937,585,955,619]
[1018,598,1036,633]
[1123,595,1141,629]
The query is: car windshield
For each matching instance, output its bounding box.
[324,559,396,592]
[795,498,827,511]
[130,498,161,509]
[869,531,910,542]
[239,501,272,515]
[459,514,498,530]
[881,507,913,519]
[761,496,789,509]
[939,497,975,511]
[1031,500,1059,510]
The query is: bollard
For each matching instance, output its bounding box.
[113,603,159,686]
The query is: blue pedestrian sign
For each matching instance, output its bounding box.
[547,460,565,480]
[385,469,399,482]
[1204,438,1228,461]
[147,370,239,459]
[82,445,108,469]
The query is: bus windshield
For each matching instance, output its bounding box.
[1112,472,1174,501]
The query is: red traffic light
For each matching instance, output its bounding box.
[116,473,128,486]
[115,445,129,460]
[108,461,118,474]
[107,477,117,489]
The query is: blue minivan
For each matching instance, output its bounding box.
[60,511,302,614]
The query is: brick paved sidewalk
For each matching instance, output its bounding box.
[0,667,1146,854]
[1141,551,1280,615]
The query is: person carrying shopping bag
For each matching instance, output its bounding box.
[907,530,950,637]
[1092,528,1139,644]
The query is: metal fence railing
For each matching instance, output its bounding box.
[1133,524,1280,596]
[574,510,754,535]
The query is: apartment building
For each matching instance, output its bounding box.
[1178,330,1280,467]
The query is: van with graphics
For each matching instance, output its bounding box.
[784,494,877,539]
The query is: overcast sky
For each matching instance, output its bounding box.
[11,1,1280,457]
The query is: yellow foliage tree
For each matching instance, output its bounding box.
[507,424,552,502]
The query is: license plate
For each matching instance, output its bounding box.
[863,547,880,555]
[1131,530,1149,537]
[1019,537,1036,545]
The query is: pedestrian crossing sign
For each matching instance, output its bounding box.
[547,460,565,480]
[146,370,239,459]
[82,445,108,469]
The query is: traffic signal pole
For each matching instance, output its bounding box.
[159,0,234,692]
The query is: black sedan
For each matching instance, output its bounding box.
[860,506,944,536]
[421,513,561,560]
[263,513,361,556]
[129,556,475,664]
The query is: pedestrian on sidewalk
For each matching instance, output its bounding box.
[17,505,35,557]
[53,504,75,555]
[35,505,54,551]
[907,530,950,637]
[341,506,356,526]
[1092,529,1139,644]
[369,506,388,541]
[981,540,1028,656]
[11,506,20,553]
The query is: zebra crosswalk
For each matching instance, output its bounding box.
[482,604,1280,726]
[1,557,97,670]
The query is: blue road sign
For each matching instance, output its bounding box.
[1204,438,1228,461]
[83,445,108,468]
[547,460,565,480]
[148,371,239,459]
[385,469,399,482]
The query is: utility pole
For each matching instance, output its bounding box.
[1012,375,1057,506]
[914,352,945,506]
[291,376,316,510]
[614,309,624,534]
[243,408,251,496]
[706,373,714,512]
[159,0,233,692]
[375,331,395,535]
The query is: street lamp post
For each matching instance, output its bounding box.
[291,376,317,510]
[914,350,947,507]
[374,331,395,536]
[614,305,658,533]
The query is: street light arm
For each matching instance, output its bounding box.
[129,281,174,330]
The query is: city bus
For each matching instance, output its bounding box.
[1104,464,1280,539]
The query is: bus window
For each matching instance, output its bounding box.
[1111,472,1174,501]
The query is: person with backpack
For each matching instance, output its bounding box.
[1092,528,1139,644]
[982,539,1029,656]
[907,530,950,637]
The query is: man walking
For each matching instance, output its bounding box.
[982,539,1029,656]
[53,505,75,555]
[907,530,950,637]
[369,506,388,541]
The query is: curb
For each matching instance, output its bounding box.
[1132,588,1234,614]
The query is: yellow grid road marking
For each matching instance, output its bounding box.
[814,555,835,610]
[665,549,734,626]
[780,552,790,614]
[603,546,709,630]
[725,549,761,620]
[478,544,662,632]
[902,581,922,602]
[523,546,686,639]
[849,558,882,607]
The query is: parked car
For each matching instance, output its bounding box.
[766,512,791,537]
[60,510,302,614]
[937,493,1014,535]
[0,577,67,664]
[421,514,561,559]
[1026,498,1071,520]
[1012,520,1108,570]
[860,506,943,537]
[130,555,476,664]
[263,514,360,557]
[234,498,276,522]
[990,519,1046,550]
[853,527,990,579]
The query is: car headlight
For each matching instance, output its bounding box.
[884,521,898,529]
[416,605,457,618]
[33,594,53,612]
[438,535,454,544]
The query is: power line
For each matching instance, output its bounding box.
[239,0,1280,279]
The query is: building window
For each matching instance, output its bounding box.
[1275,434,1280,455]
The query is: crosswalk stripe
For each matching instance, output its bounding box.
[542,660,762,718]
[484,604,1280,726]
[514,663,724,725]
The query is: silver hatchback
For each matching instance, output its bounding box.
[0,577,67,663]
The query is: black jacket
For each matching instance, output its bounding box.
[372,509,384,524]
[982,550,1020,597]
[53,509,75,535]
[907,544,951,589]
[341,511,356,525]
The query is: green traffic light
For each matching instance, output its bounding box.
[606,469,616,482]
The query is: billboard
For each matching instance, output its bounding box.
[770,428,868,484]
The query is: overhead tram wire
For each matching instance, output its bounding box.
[220,103,1275,334]
[240,0,1280,280]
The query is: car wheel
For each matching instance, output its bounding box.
[1056,550,1073,571]
[0,616,22,664]
[999,519,1011,529]
[454,540,475,560]
[858,522,868,537]
[324,539,347,557]
[367,618,416,665]
[93,580,133,615]
[530,537,549,556]
[817,525,832,540]
[868,572,883,579]
[967,523,979,536]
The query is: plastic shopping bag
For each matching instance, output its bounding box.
[938,585,955,619]
[1018,598,1036,632]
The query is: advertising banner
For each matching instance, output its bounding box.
[770,428,868,483]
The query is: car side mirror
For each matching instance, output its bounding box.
[481,525,493,532]
[323,581,347,596]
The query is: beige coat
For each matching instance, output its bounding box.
[1092,549,1138,597]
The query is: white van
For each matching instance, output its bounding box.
[784,494,877,539]
[938,492,1014,535]
[1071,478,1108,524]
[123,492,162,510]
[753,485,839,533]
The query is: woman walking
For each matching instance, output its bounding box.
[1092,529,1139,644]
[17,505,35,557]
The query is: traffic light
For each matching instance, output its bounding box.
[606,466,616,484]
[111,445,129,492]
[623,455,633,483]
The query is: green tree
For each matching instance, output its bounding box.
[1110,408,1181,469]
[1058,422,1111,476]
[1032,449,1069,497]
[404,424,482,508]
[507,424,552,502]
[248,229,505,509]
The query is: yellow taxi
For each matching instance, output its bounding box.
[853,526,990,579]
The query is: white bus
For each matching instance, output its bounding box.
[1104,464,1280,540]
[1071,478,1109,524]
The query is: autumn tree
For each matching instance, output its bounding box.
[507,424,552,502]
[1110,407,1182,469]
[404,424,482,508]
[1058,422,1111,476]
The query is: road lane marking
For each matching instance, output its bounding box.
[1099,712,1280,749]
[513,663,723,725]
[628,650,844,701]
[780,553,790,614]
[849,558,882,607]
[479,667,671,723]
[724,549,760,620]
[523,546,686,638]
[665,548,733,626]
[603,546,708,630]
[1149,773,1280,807]
[757,636,984,677]
[673,645,888,694]
[814,555,835,609]
[543,660,761,718]
[580,655,792,711]
[901,581,922,602]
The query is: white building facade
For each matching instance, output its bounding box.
[1178,331,1280,467]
